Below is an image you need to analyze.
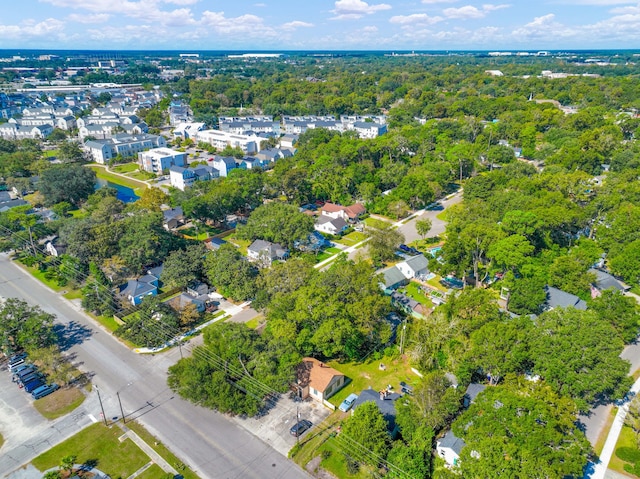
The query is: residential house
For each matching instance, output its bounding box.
[314,215,348,236]
[294,231,330,252]
[172,122,206,140]
[391,291,428,318]
[351,121,387,139]
[321,202,366,223]
[296,357,345,403]
[247,239,289,267]
[351,389,401,437]
[463,383,486,408]
[195,130,262,154]
[279,134,298,148]
[84,134,166,164]
[138,148,186,174]
[0,123,53,140]
[169,165,219,190]
[162,207,184,230]
[118,269,161,306]
[167,293,205,313]
[436,430,465,468]
[588,268,630,294]
[379,266,409,292]
[241,157,270,170]
[396,254,430,280]
[209,156,243,177]
[0,191,28,213]
[543,285,587,311]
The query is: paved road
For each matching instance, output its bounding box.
[396,192,463,245]
[0,254,309,479]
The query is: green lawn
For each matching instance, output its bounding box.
[334,231,368,247]
[363,217,391,230]
[33,387,86,420]
[226,235,252,255]
[88,165,147,194]
[610,425,640,476]
[44,149,60,158]
[399,281,432,305]
[326,354,419,407]
[245,315,265,329]
[112,163,139,174]
[126,421,200,479]
[128,170,155,181]
[31,423,149,478]
[318,439,375,479]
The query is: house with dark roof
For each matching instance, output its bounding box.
[544,285,587,311]
[314,215,348,236]
[119,265,163,305]
[205,237,227,251]
[351,389,401,437]
[588,268,630,293]
[391,291,427,318]
[436,430,465,468]
[247,239,289,267]
[297,358,345,404]
[463,383,486,408]
[162,206,184,230]
[396,254,429,280]
[379,266,409,291]
[321,202,366,223]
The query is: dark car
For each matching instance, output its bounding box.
[426,202,444,211]
[290,419,312,437]
[23,378,45,393]
[440,277,464,290]
[13,366,36,382]
[399,244,411,253]
[18,372,43,387]
[32,383,59,400]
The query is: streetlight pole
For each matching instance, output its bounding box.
[95,385,108,426]
[116,391,126,424]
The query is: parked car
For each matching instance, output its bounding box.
[399,244,411,253]
[23,378,45,393]
[339,393,359,412]
[10,364,31,376]
[440,277,464,290]
[32,383,59,400]
[8,352,27,363]
[290,419,312,437]
[13,366,36,382]
[18,372,43,387]
[8,358,26,371]
[426,202,444,211]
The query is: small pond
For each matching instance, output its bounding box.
[95,178,140,203]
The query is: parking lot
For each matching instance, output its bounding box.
[0,359,95,477]
[230,394,332,456]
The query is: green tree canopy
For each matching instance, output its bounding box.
[39,165,96,206]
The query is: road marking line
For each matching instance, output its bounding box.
[88,414,97,423]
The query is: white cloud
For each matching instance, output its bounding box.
[557,0,635,4]
[389,13,443,24]
[199,11,278,38]
[331,0,392,20]
[0,18,65,39]
[67,13,111,23]
[421,0,458,3]
[443,3,509,19]
[163,0,198,4]
[281,20,314,31]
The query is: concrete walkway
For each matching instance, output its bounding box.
[119,428,179,476]
[588,375,640,479]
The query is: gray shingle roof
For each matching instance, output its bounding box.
[544,286,587,310]
[438,430,465,455]
[404,254,429,272]
[381,266,407,289]
[589,268,629,292]
[352,389,400,433]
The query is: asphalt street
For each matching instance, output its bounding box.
[0,253,309,479]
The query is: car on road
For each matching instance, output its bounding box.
[338,393,359,412]
[32,383,59,400]
[426,201,444,211]
[290,419,312,437]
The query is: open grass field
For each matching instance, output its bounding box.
[33,387,86,420]
[111,163,139,174]
[326,354,419,407]
[363,217,391,230]
[31,423,149,478]
[88,165,147,193]
[226,235,252,255]
[399,281,432,305]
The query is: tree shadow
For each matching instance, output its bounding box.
[55,321,94,351]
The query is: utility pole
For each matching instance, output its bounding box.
[399,319,407,355]
[95,385,108,426]
[116,391,126,424]
[296,404,300,445]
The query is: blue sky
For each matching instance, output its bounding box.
[1,0,640,50]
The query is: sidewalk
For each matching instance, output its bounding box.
[588,375,640,478]
[118,426,179,476]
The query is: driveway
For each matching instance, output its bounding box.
[397,191,463,245]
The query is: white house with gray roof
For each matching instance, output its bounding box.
[247,240,289,267]
[436,430,465,468]
[396,254,429,280]
[169,165,219,190]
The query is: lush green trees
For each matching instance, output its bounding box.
[453,383,590,479]
[0,298,57,353]
[530,308,631,411]
[160,244,207,289]
[415,218,432,240]
[205,244,258,301]
[236,202,314,249]
[39,165,96,206]
[116,296,179,348]
[342,402,391,465]
[589,289,640,343]
[367,226,405,265]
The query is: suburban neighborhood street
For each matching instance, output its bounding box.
[0,254,309,479]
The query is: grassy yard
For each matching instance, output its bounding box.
[33,387,86,420]
[334,231,368,247]
[136,464,165,479]
[326,354,419,407]
[111,163,139,174]
[128,170,156,181]
[44,149,60,158]
[88,165,148,193]
[31,423,149,478]
[226,235,252,255]
[610,425,640,476]
[318,438,377,479]
[126,421,200,479]
[399,281,432,305]
[363,217,391,230]
[245,315,265,329]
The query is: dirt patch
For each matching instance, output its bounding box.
[305,456,337,479]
